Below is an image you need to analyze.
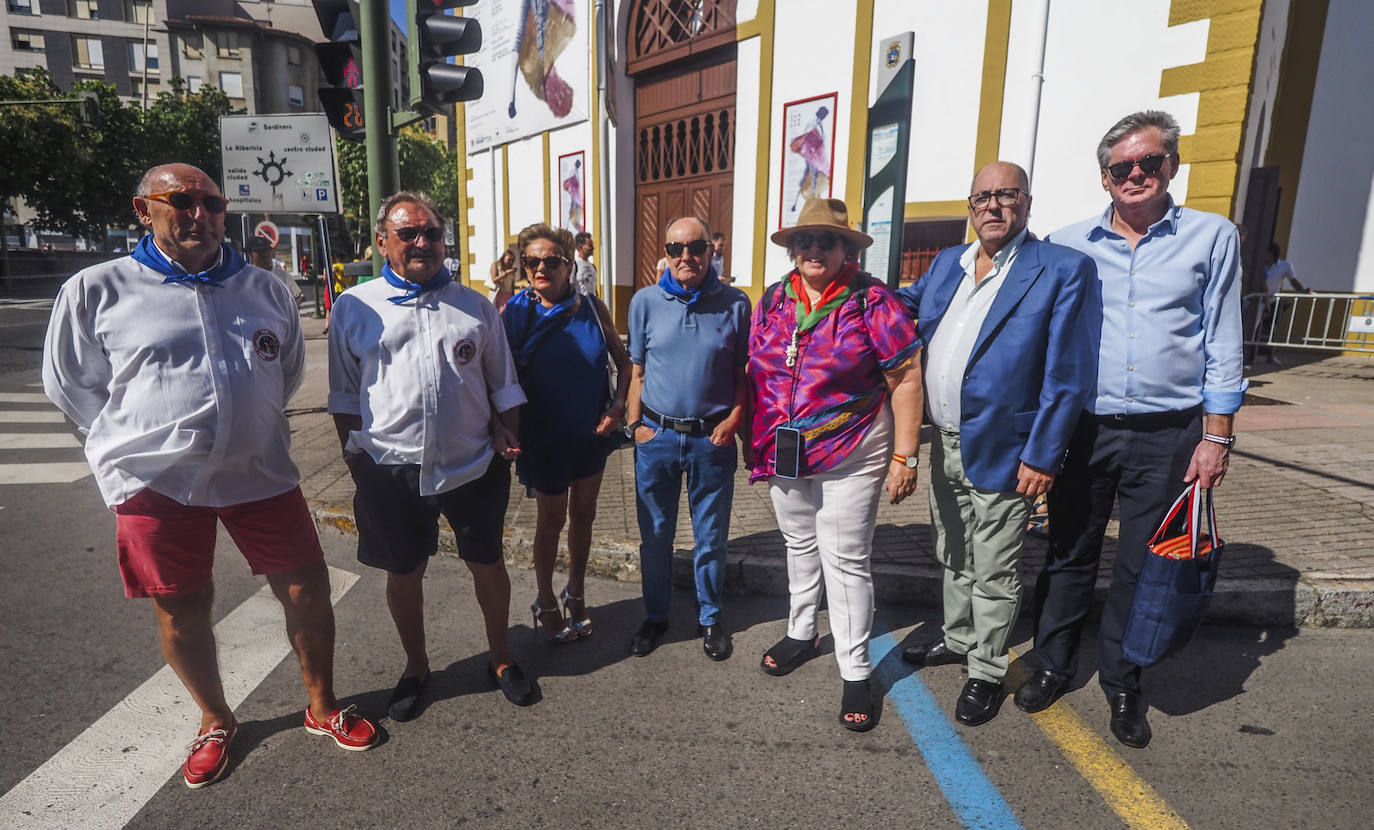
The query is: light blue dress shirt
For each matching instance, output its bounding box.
[1047,198,1246,415]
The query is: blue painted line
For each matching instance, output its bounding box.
[870,627,1022,830]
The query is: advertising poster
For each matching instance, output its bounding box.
[220,114,339,214]
[465,0,590,152]
[778,92,838,229]
[558,151,586,233]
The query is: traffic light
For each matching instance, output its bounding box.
[77,91,100,128]
[314,0,366,140]
[410,0,484,115]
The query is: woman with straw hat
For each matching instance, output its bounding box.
[747,197,924,732]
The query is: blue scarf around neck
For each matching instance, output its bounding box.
[131,235,243,286]
[504,286,579,369]
[656,264,718,307]
[381,260,452,304]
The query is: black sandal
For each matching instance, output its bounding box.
[760,635,820,676]
[840,679,876,732]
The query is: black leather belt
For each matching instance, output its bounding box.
[1090,405,1203,427]
[641,404,726,435]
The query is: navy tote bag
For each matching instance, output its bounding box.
[1122,481,1223,667]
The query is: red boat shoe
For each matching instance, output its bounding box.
[303,704,377,751]
[183,721,236,789]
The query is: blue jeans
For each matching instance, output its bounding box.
[633,422,736,626]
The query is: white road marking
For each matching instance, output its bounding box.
[0,566,361,829]
[0,411,65,424]
[0,393,52,404]
[0,463,92,484]
[0,433,81,450]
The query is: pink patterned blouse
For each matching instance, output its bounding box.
[747,271,920,483]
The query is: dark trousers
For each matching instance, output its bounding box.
[1029,409,1201,696]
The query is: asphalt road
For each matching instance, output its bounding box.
[1,301,1371,829]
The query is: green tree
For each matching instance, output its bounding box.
[140,78,237,183]
[333,126,461,258]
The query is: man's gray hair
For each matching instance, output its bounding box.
[375,191,446,234]
[664,215,711,240]
[1096,110,1181,168]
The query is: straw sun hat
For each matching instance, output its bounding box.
[769,197,873,250]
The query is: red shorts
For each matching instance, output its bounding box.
[113,486,325,598]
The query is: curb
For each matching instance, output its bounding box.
[312,507,1373,630]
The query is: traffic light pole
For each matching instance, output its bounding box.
[361,0,398,274]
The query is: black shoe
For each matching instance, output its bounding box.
[1108,692,1152,748]
[1014,669,1068,713]
[630,620,669,657]
[699,623,733,661]
[487,661,538,707]
[901,639,967,668]
[387,670,430,722]
[955,678,1005,726]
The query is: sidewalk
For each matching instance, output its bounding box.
[290,312,1374,628]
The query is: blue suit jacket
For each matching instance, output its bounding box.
[896,236,1101,493]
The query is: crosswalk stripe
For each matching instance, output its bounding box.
[0,411,65,423]
[0,393,53,404]
[0,433,82,450]
[0,462,93,484]
[0,566,361,829]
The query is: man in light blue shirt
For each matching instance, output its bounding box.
[1015,111,1245,749]
[625,216,751,661]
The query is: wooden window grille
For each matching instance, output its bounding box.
[636,108,734,183]
[628,0,736,75]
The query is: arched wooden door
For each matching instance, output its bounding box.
[628,1,737,288]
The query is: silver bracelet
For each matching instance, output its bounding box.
[1202,432,1235,448]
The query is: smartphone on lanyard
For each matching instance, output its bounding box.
[774,426,802,479]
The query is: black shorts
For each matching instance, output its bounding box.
[346,452,510,572]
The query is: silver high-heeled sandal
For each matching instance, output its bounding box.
[560,587,592,638]
[530,599,577,644]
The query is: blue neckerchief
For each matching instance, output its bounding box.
[656,264,718,307]
[381,260,452,304]
[504,287,579,368]
[131,235,243,286]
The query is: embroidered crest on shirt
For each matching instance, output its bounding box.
[453,338,476,365]
[252,329,281,361]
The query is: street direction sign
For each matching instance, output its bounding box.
[220,114,341,214]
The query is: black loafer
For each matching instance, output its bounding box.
[955,678,1005,726]
[1108,691,1152,748]
[1014,669,1068,713]
[699,623,733,661]
[630,620,669,657]
[901,639,967,668]
[487,661,538,707]
[387,670,430,721]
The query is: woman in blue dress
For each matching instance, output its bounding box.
[503,224,630,642]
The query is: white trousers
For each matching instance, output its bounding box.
[768,409,892,681]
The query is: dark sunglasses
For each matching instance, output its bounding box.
[968,188,1023,210]
[522,255,568,272]
[665,239,710,258]
[143,190,229,214]
[392,225,445,244]
[792,232,840,252]
[1105,153,1170,180]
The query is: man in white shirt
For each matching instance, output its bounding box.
[43,163,377,791]
[573,231,597,295]
[246,235,303,303]
[328,191,536,717]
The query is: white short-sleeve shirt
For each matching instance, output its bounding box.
[327,277,526,496]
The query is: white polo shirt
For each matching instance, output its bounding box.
[327,277,526,496]
[43,252,304,508]
[924,228,1027,431]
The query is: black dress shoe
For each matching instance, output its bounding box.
[1014,669,1068,713]
[630,620,669,657]
[955,678,1004,726]
[487,661,538,707]
[699,623,732,661]
[901,639,967,668]
[387,670,430,722]
[1108,691,1152,748]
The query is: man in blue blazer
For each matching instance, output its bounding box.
[895,162,1100,726]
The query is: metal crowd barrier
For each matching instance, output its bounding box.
[1243,292,1374,354]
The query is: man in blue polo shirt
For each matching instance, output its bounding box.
[625,216,751,661]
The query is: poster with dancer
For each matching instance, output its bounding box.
[558,151,586,233]
[465,0,590,152]
[778,92,838,229]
